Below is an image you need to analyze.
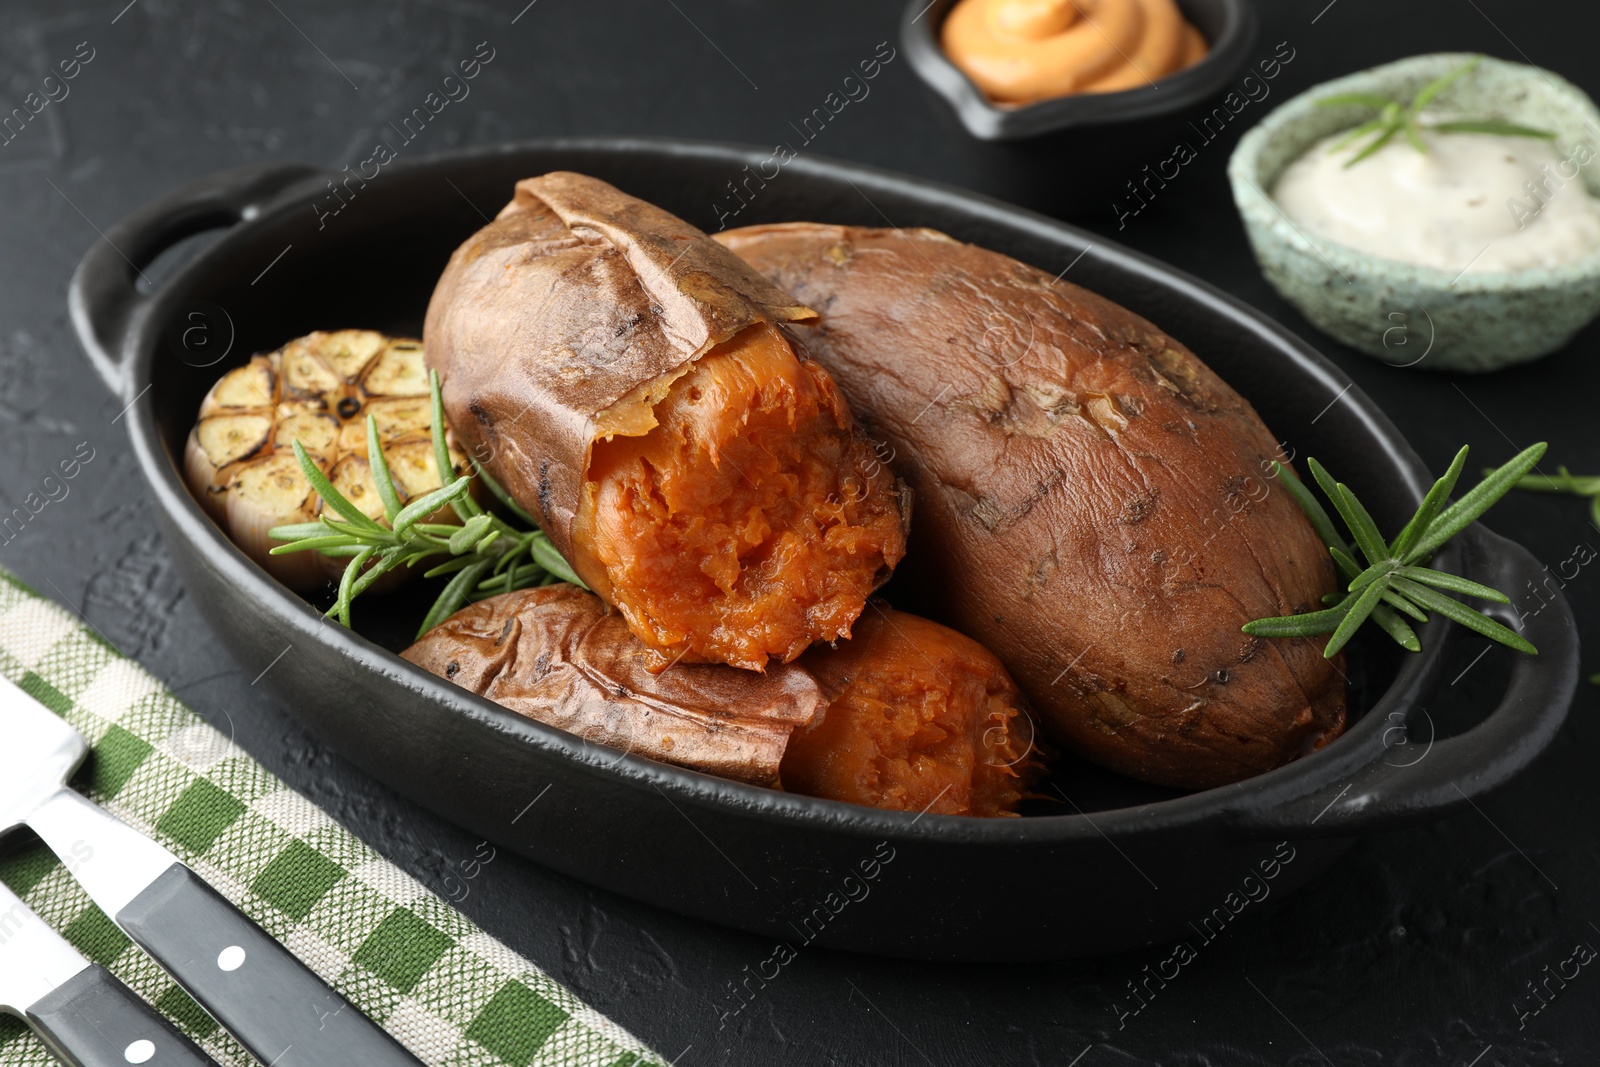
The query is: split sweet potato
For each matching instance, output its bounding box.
[424,174,908,672]
[404,588,1041,814]
[718,223,1346,790]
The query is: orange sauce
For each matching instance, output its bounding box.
[941,0,1207,105]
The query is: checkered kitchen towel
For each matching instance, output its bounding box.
[0,570,665,1067]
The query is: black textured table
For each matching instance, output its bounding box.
[3,1,1596,1063]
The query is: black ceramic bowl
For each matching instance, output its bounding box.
[72,140,1576,962]
[902,0,1260,140]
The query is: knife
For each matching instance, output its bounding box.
[0,675,423,1067]
[0,878,219,1067]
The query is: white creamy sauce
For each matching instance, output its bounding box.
[1273,124,1600,274]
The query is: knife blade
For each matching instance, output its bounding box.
[0,674,422,1067]
[0,878,219,1067]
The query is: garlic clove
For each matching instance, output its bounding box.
[196,413,273,469]
[362,340,429,397]
[200,358,275,417]
[225,452,326,591]
[273,411,340,461]
[317,329,387,382]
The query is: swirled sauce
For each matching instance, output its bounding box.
[941,0,1207,105]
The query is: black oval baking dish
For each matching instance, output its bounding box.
[71,139,1577,962]
[901,0,1260,140]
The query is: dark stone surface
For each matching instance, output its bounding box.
[0,0,1595,1063]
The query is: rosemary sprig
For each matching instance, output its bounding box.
[268,370,583,636]
[1506,465,1600,529]
[1244,443,1546,658]
[1319,56,1556,167]
[1507,464,1600,685]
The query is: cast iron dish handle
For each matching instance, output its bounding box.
[68,161,324,399]
[1233,524,1578,839]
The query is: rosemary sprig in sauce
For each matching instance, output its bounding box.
[1319,56,1556,167]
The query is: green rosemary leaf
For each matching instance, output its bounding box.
[1404,117,1427,154]
[1370,604,1421,652]
[528,533,585,588]
[1329,545,1363,582]
[423,556,478,580]
[1328,480,1388,566]
[1510,466,1600,495]
[1395,565,1511,604]
[1324,579,1390,658]
[1431,119,1554,139]
[1347,560,1394,593]
[365,416,405,524]
[1317,92,1399,110]
[1381,589,1431,624]
[1406,442,1548,562]
[474,560,552,601]
[395,546,444,569]
[391,477,473,537]
[1411,56,1481,114]
[418,558,493,638]
[1305,458,1342,517]
[1345,121,1402,167]
[332,546,375,627]
[1390,576,1537,654]
[448,513,494,555]
[1329,115,1392,152]
[1273,462,1346,554]
[348,548,404,599]
[1241,602,1350,638]
[268,535,359,556]
[429,369,479,525]
[1391,446,1468,558]
[293,440,385,533]
[267,521,329,542]
[469,454,540,527]
[1332,57,1552,168]
[492,540,530,576]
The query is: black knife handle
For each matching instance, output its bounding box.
[115,864,420,1067]
[27,964,219,1067]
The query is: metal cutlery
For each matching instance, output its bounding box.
[0,674,422,1067]
[0,877,218,1067]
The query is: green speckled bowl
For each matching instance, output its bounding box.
[1229,53,1600,373]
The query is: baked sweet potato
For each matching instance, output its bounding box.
[784,605,1046,816]
[401,585,823,785]
[424,174,908,672]
[718,223,1346,790]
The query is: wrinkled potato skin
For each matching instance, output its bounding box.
[422,172,816,582]
[717,224,1345,790]
[402,585,822,785]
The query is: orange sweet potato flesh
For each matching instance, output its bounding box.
[402,585,823,785]
[582,323,910,670]
[783,606,1047,816]
[425,174,907,671]
[719,223,1346,791]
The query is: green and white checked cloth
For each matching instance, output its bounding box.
[0,570,666,1067]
